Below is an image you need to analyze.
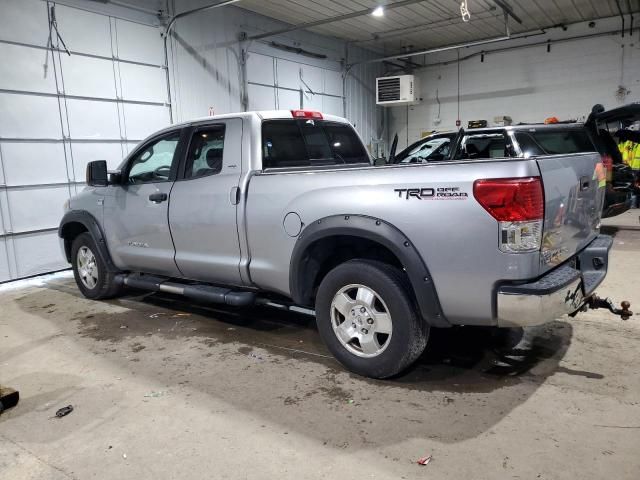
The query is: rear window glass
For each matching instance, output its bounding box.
[262,120,369,169]
[515,130,595,157]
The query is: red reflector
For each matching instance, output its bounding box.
[291,110,323,119]
[473,177,544,222]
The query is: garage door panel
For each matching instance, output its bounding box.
[0,44,57,94]
[322,96,344,117]
[119,63,167,103]
[0,94,62,139]
[0,238,10,282]
[6,186,69,232]
[56,5,112,57]
[0,0,49,47]
[66,99,121,140]
[61,55,117,99]
[0,191,9,234]
[324,70,343,97]
[281,61,323,93]
[115,20,163,65]
[1,143,67,186]
[247,53,275,85]
[71,143,124,181]
[302,93,323,112]
[122,104,170,140]
[248,84,276,111]
[13,231,68,278]
[277,88,301,110]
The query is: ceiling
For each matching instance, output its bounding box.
[109,0,639,55]
[236,0,639,54]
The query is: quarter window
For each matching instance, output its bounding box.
[184,126,226,179]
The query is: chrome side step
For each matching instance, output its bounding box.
[115,274,256,307]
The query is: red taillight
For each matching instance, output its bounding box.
[473,177,544,222]
[291,110,323,119]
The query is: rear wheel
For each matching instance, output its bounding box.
[71,232,122,300]
[315,259,429,378]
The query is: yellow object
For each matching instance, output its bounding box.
[620,140,636,166]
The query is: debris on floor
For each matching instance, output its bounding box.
[0,386,19,414]
[417,455,432,466]
[55,405,74,418]
[144,391,166,398]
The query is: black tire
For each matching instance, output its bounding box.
[315,259,429,379]
[71,232,123,300]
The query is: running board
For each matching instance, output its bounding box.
[115,274,256,307]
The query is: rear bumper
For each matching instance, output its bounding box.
[496,234,613,327]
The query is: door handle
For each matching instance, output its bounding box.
[149,192,168,203]
[230,186,240,205]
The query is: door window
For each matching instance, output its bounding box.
[184,126,226,179]
[127,132,180,184]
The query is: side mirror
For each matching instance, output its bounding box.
[86,160,108,187]
[429,153,445,161]
[374,157,387,166]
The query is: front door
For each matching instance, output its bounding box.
[169,119,243,286]
[103,129,184,276]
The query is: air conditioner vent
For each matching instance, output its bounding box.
[376,75,419,106]
[377,77,401,102]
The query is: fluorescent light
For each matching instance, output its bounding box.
[371,6,384,17]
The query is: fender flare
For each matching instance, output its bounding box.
[289,214,449,327]
[58,210,118,273]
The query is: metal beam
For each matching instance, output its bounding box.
[246,0,428,41]
[350,35,511,66]
[492,0,523,24]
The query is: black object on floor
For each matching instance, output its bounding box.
[55,405,74,418]
[0,386,20,414]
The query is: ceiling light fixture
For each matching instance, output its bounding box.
[371,6,385,17]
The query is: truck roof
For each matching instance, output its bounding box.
[171,110,350,129]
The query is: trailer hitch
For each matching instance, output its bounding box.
[573,295,633,320]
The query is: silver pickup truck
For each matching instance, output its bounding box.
[59,109,630,379]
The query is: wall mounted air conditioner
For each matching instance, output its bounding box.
[376,75,418,106]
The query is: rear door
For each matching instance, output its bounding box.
[168,119,244,286]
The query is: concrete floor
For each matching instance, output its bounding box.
[1,227,639,479]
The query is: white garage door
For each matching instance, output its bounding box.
[0,0,169,282]
[246,52,344,116]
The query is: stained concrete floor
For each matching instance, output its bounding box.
[1,228,639,479]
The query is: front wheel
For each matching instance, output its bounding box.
[71,232,123,300]
[315,259,429,379]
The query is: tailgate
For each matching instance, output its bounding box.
[538,152,606,273]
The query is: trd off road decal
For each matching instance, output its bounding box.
[394,187,468,200]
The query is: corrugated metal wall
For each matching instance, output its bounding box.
[167,1,384,152]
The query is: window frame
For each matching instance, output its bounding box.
[121,127,187,185]
[179,124,227,181]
